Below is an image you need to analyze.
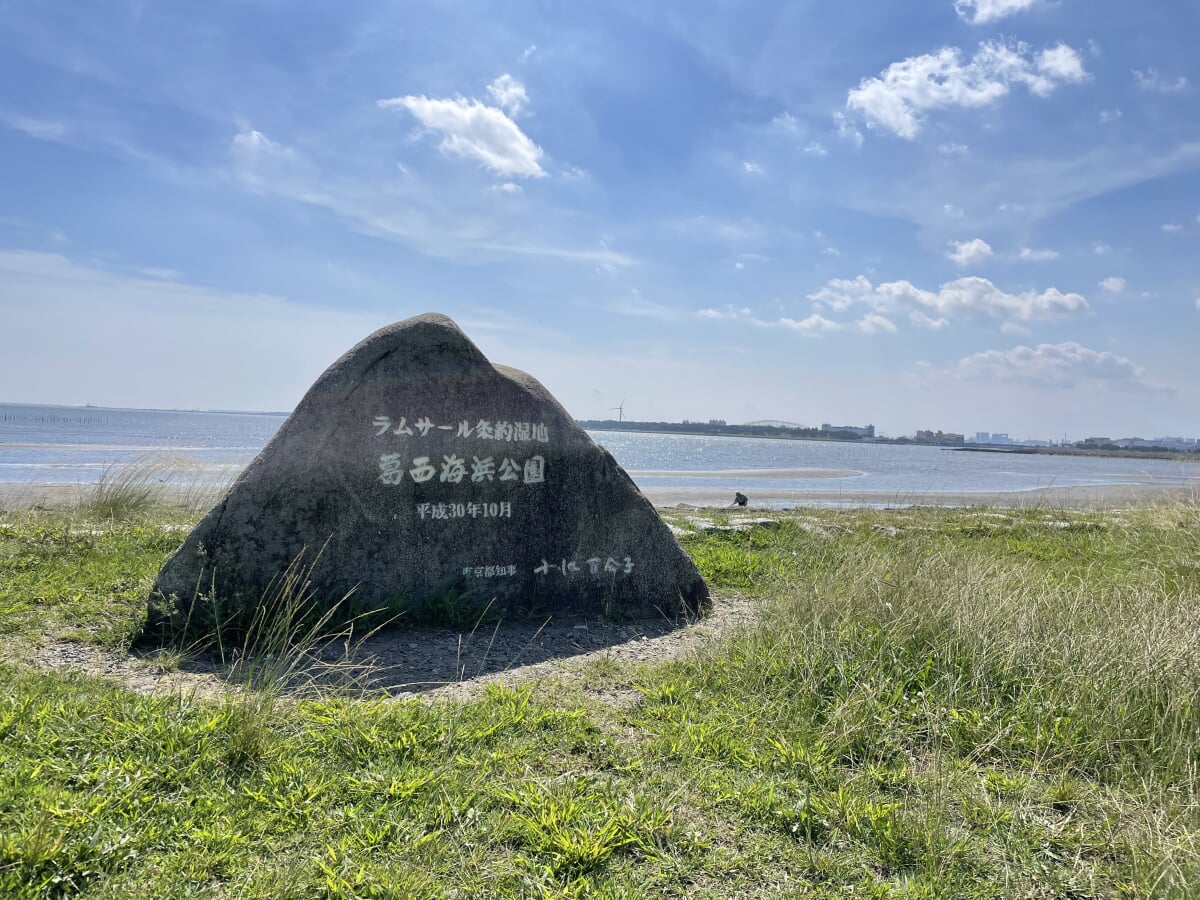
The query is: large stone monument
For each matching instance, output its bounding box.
[144,313,708,639]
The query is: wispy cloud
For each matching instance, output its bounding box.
[1099,276,1126,294]
[3,115,67,141]
[0,249,388,409]
[846,40,1088,139]
[833,111,863,147]
[1162,222,1183,233]
[1133,69,1188,94]
[230,129,631,268]
[486,74,529,117]
[1019,247,1059,261]
[696,305,754,321]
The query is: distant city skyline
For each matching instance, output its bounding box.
[2,2,1198,438]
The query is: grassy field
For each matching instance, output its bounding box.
[1,492,1198,897]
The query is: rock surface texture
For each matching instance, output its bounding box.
[145,313,708,638]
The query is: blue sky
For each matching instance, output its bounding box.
[2,0,1198,440]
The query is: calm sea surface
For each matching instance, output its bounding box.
[3,402,1198,498]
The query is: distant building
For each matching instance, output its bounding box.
[1113,436,1199,451]
[820,423,876,438]
[915,429,965,445]
[975,432,990,444]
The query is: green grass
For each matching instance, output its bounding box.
[1,501,1198,896]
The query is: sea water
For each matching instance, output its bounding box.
[2,402,1198,497]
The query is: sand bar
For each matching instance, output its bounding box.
[627,468,860,479]
[643,482,1200,509]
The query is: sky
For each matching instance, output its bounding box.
[2,0,1199,441]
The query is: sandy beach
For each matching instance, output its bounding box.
[2,478,1197,512]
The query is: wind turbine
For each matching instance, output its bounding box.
[610,399,626,422]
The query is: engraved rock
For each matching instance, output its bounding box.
[142,313,709,640]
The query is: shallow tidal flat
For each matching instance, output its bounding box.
[1,495,1199,897]
[4,472,1198,515]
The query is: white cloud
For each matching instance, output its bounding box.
[954,0,1042,25]
[492,181,522,194]
[804,141,829,156]
[938,142,969,155]
[1099,108,1122,123]
[1162,223,1183,233]
[743,160,765,175]
[944,204,965,218]
[1093,242,1112,256]
[950,342,1159,392]
[519,45,538,63]
[846,40,1088,139]
[947,238,994,266]
[1037,44,1089,83]
[1099,276,1126,294]
[1019,247,1059,261]
[779,314,842,336]
[857,313,897,334]
[1195,297,1200,311]
[833,111,863,147]
[809,274,1088,324]
[378,92,545,178]
[486,74,529,117]
[1133,69,1188,94]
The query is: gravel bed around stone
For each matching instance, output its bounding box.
[25,591,759,706]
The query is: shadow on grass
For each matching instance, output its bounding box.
[154,604,702,697]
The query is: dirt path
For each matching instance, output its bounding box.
[26,591,760,705]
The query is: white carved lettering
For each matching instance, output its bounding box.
[523,455,545,484]
[409,456,436,483]
[440,454,466,484]
[378,453,406,484]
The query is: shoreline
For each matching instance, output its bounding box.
[3,479,1196,512]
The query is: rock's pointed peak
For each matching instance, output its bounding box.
[316,313,491,395]
[143,313,708,644]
